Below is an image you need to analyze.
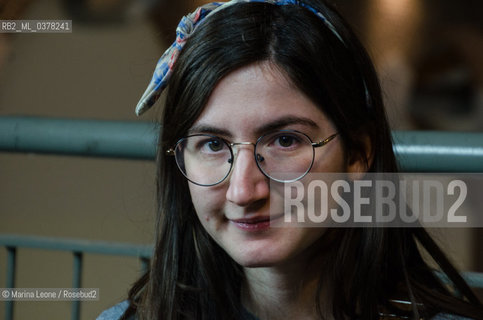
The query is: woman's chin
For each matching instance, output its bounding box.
[229,248,289,268]
[234,257,280,268]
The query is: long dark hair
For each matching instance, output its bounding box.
[124,1,483,319]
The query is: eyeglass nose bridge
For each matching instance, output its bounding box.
[225,141,268,184]
[230,141,256,148]
[227,141,262,164]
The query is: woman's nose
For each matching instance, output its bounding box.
[225,147,270,207]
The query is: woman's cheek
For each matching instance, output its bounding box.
[189,185,225,221]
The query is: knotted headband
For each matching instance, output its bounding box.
[135,0,346,116]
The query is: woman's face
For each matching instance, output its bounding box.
[187,62,362,268]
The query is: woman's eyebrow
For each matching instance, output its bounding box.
[188,116,319,138]
[254,116,320,136]
[187,125,233,138]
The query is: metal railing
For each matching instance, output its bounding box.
[1,115,483,172]
[0,234,152,320]
[1,115,483,320]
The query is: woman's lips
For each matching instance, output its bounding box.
[230,215,283,231]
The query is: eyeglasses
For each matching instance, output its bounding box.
[166,130,338,187]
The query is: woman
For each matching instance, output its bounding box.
[99,0,483,319]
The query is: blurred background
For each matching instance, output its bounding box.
[0,0,482,318]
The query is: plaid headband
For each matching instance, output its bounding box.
[135,0,345,116]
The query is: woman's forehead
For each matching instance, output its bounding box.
[189,62,333,137]
[207,62,294,101]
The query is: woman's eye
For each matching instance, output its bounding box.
[195,138,225,153]
[207,139,223,152]
[277,135,295,147]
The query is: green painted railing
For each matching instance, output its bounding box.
[0,234,152,320]
[1,115,483,320]
[0,116,158,160]
[1,115,483,172]
[392,131,483,172]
